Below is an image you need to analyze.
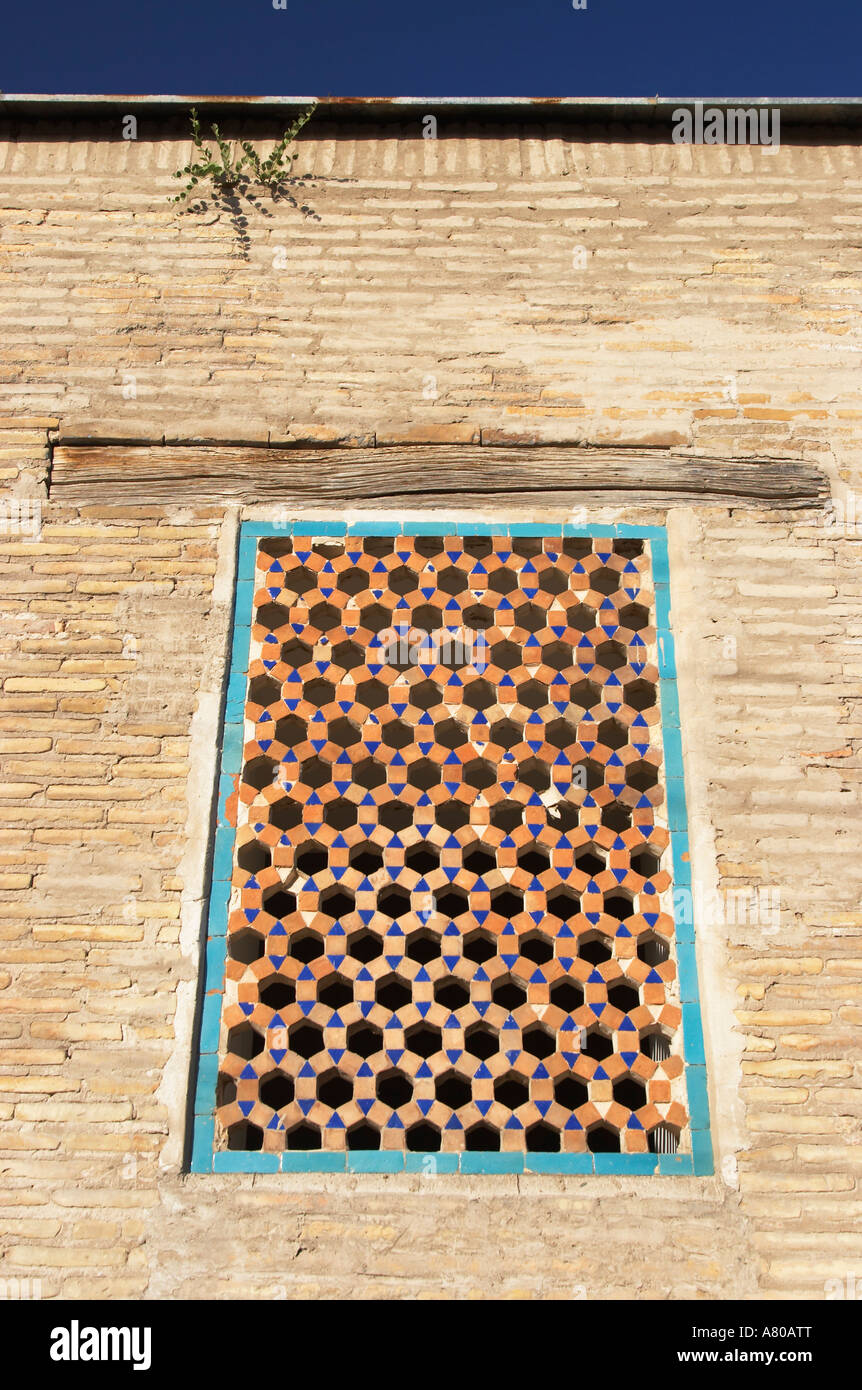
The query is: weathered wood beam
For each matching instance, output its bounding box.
[49,445,830,509]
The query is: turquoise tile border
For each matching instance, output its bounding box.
[188,521,713,1177]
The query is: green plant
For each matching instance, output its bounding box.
[171,103,316,203]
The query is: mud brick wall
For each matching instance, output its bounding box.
[0,111,860,1299]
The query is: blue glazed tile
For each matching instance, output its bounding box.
[563,524,615,538]
[659,680,681,729]
[507,524,558,538]
[347,521,403,536]
[650,538,671,589]
[291,521,347,537]
[190,1115,216,1172]
[658,631,677,679]
[281,1152,346,1173]
[677,944,701,1003]
[592,1154,658,1176]
[524,1154,594,1175]
[194,1052,219,1114]
[205,936,227,992]
[682,1002,706,1064]
[198,991,223,1056]
[404,1153,460,1174]
[207,889,229,939]
[691,1129,714,1175]
[396,520,452,536]
[220,722,244,770]
[659,1152,694,1176]
[454,521,508,536]
[460,1153,523,1175]
[213,1152,280,1174]
[211,826,236,883]
[238,534,259,582]
[346,1152,405,1173]
[686,1067,711,1131]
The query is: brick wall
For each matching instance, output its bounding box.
[0,111,860,1299]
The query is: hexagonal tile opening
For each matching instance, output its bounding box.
[517,845,549,875]
[550,979,584,1013]
[381,718,412,750]
[328,716,361,748]
[631,846,661,877]
[489,717,522,751]
[243,755,277,793]
[281,637,312,668]
[582,1028,614,1062]
[249,674,282,709]
[356,677,388,709]
[462,758,497,791]
[376,1070,413,1108]
[607,979,640,1013]
[463,678,496,711]
[354,756,387,790]
[522,1024,556,1059]
[318,974,353,1011]
[226,1022,264,1061]
[274,713,305,746]
[289,1021,324,1058]
[347,928,384,963]
[464,1024,498,1060]
[575,844,605,877]
[525,1122,561,1152]
[636,932,670,966]
[640,1028,672,1062]
[350,843,383,876]
[405,1122,441,1152]
[587,1123,620,1153]
[547,888,580,922]
[322,798,357,830]
[289,930,325,964]
[554,1074,588,1110]
[260,1070,295,1111]
[598,718,628,751]
[406,928,441,964]
[227,1120,263,1151]
[462,929,497,965]
[519,931,554,966]
[613,1074,646,1110]
[545,717,579,750]
[378,801,412,832]
[228,928,265,965]
[577,931,613,966]
[346,1122,380,1150]
[434,977,470,1011]
[405,1024,442,1059]
[237,838,271,875]
[491,886,523,920]
[618,602,649,631]
[436,886,468,920]
[464,1123,500,1152]
[296,841,328,876]
[494,1072,529,1109]
[624,678,656,712]
[603,892,634,922]
[347,1022,383,1058]
[376,974,412,1012]
[492,975,527,1012]
[406,758,440,791]
[626,760,659,793]
[259,975,296,1010]
[378,885,411,920]
[263,886,297,921]
[490,801,523,833]
[285,1122,322,1150]
[570,679,601,710]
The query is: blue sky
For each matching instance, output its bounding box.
[3,0,858,96]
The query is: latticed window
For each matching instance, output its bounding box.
[191,523,711,1175]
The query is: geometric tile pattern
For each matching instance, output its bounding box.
[214,532,690,1158]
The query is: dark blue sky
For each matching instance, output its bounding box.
[3,0,858,97]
